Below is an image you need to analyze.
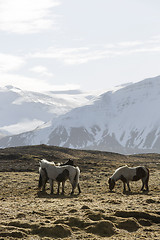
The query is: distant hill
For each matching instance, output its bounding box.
[1,144,159,172]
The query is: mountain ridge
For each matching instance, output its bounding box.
[1,76,160,154]
[0,85,94,136]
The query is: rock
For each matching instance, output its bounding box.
[68,217,88,229]
[116,218,140,232]
[87,212,102,221]
[32,224,72,238]
[86,220,116,237]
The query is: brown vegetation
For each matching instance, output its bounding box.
[0,145,160,239]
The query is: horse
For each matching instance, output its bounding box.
[108,165,149,193]
[38,159,81,195]
[38,159,75,193]
[60,159,75,166]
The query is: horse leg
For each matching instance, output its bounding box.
[145,168,149,191]
[127,182,131,192]
[71,185,74,195]
[77,183,81,194]
[42,182,46,192]
[141,179,145,191]
[61,181,65,195]
[57,182,60,195]
[70,181,76,195]
[42,177,48,192]
[145,178,149,191]
[123,182,126,193]
[49,179,54,194]
[142,177,149,192]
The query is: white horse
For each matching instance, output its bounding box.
[38,159,81,195]
[38,159,75,192]
[108,165,149,193]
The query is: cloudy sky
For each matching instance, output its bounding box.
[0,0,160,92]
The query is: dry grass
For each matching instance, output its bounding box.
[0,145,160,239]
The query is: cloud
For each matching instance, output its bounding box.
[1,36,160,93]
[30,65,54,77]
[0,0,61,34]
[30,47,93,64]
[118,41,143,47]
[29,37,160,65]
[30,46,111,65]
[0,53,25,72]
[0,73,80,92]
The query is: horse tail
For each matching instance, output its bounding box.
[38,169,43,189]
[145,167,149,182]
[73,166,80,189]
[38,167,48,189]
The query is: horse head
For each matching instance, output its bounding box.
[108,178,115,191]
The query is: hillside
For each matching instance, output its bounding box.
[0,145,160,239]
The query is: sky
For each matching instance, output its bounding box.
[0,0,160,92]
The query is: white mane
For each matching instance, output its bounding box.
[114,165,128,174]
[40,159,55,168]
[112,165,128,179]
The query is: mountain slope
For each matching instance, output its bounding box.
[1,76,160,154]
[0,85,93,136]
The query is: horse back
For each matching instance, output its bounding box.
[132,166,148,181]
[56,169,69,182]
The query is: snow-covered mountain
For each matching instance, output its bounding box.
[1,76,160,154]
[0,85,95,136]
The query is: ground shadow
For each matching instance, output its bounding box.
[37,191,80,199]
[122,190,151,196]
[107,190,151,196]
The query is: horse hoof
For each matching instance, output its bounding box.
[143,189,149,192]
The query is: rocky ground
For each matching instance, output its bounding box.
[0,145,160,239]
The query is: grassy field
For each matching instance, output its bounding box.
[0,145,160,239]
